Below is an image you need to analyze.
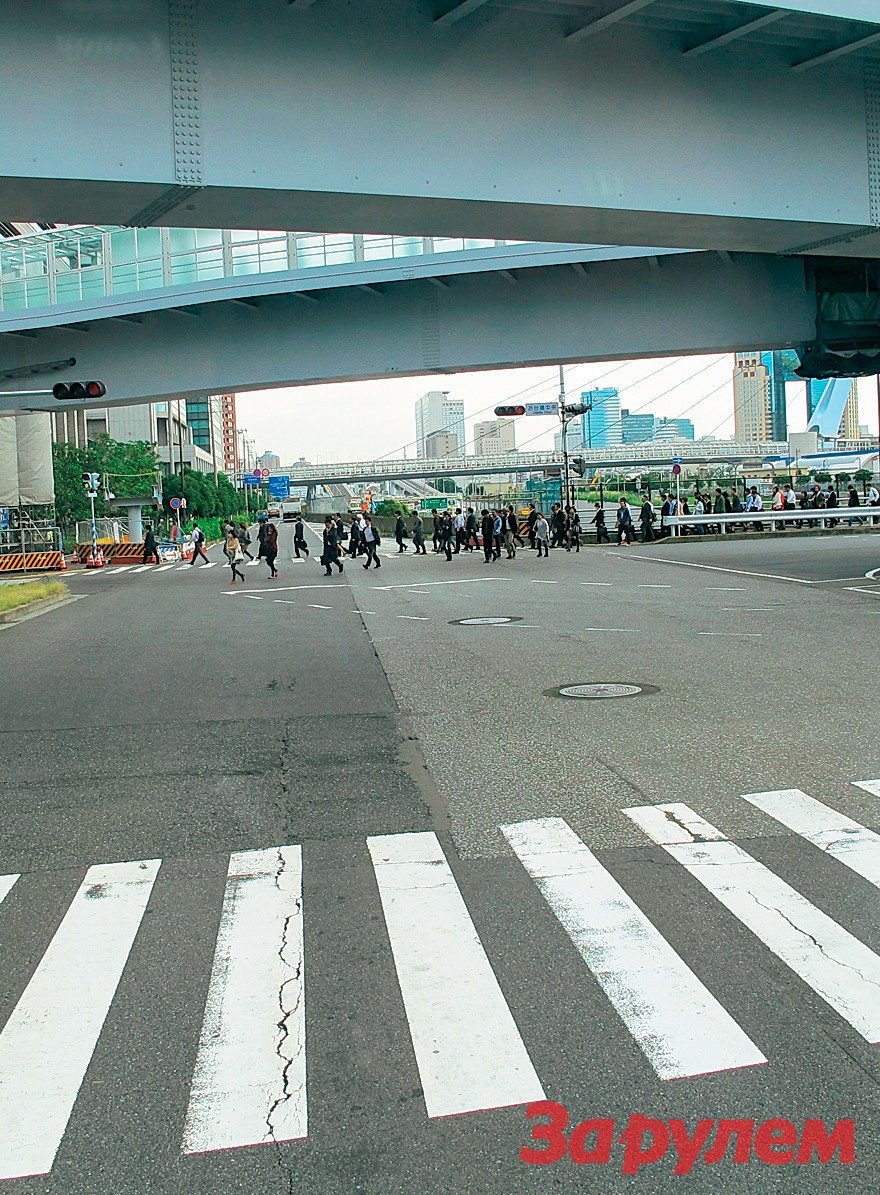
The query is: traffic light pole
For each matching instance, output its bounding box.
[89,490,99,565]
[558,365,571,509]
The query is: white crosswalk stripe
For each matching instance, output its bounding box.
[368,832,543,1118]
[852,778,880,798]
[0,860,161,1182]
[1,790,878,1178]
[624,802,880,1043]
[742,788,880,891]
[183,846,306,1154]
[107,566,133,574]
[502,817,766,1080]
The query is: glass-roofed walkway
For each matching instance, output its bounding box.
[0,226,522,314]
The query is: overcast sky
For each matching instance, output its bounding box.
[235,355,875,466]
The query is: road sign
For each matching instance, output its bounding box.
[420,498,449,510]
[253,468,262,478]
[524,402,559,417]
[268,475,291,499]
[261,468,270,479]
[671,463,682,476]
[672,455,682,465]
[244,476,260,487]
[169,497,183,511]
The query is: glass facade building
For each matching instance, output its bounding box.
[580,388,622,449]
[620,410,655,444]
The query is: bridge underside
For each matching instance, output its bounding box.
[2,1,880,256]
[0,251,816,414]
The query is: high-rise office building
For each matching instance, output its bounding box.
[425,430,459,459]
[220,394,238,475]
[580,388,622,448]
[841,384,860,440]
[655,416,696,442]
[733,352,787,443]
[472,418,516,455]
[257,450,281,471]
[415,391,466,458]
[186,397,224,473]
[620,410,655,444]
[553,425,584,453]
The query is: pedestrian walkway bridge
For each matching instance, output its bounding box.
[0,225,548,316]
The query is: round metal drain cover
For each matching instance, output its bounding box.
[548,682,658,700]
[453,616,522,626]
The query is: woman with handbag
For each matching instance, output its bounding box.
[264,521,279,579]
[226,528,246,585]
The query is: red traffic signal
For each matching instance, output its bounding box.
[494,405,526,417]
[53,380,106,401]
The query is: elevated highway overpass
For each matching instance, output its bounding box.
[267,444,793,489]
[0,224,820,413]
[2,1,880,257]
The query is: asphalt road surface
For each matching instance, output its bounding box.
[0,527,878,1194]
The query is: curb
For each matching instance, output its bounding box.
[0,592,77,625]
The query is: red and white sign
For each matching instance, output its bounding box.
[261,468,270,479]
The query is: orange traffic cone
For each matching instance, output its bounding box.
[58,553,68,571]
[86,546,106,569]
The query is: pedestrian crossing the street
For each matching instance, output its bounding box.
[0,783,878,1180]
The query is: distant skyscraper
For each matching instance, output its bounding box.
[620,409,655,444]
[841,383,859,439]
[220,393,238,475]
[425,430,459,459]
[257,450,281,471]
[415,391,466,458]
[553,424,584,453]
[580,388,621,448]
[733,352,787,443]
[473,418,516,455]
[655,416,695,442]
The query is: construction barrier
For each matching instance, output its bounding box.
[0,551,66,573]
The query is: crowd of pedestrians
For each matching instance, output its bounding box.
[177,479,880,585]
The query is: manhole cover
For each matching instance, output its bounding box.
[453,616,522,626]
[547,682,659,700]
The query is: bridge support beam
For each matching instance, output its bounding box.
[0,252,817,413]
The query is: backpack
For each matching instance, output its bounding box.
[196,529,205,545]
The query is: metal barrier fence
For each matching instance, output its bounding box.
[665,508,880,535]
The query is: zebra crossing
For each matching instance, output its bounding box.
[0,781,878,1181]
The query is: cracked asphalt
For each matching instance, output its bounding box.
[0,530,877,1193]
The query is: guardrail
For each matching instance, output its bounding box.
[666,508,880,535]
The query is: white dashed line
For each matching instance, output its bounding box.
[698,631,762,637]
[638,584,672,589]
[581,582,612,586]
[397,615,430,621]
[308,604,333,610]
[706,587,748,592]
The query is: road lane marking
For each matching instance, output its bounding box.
[198,561,217,569]
[241,595,263,601]
[0,859,160,1182]
[0,875,19,905]
[175,565,191,571]
[183,846,305,1154]
[367,832,544,1118]
[581,582,612,586]
[236,585,345,594]
[502,817,765,1080]
[373,578,508,591]
[155,564,176,572]
[720,607,773,612]
[610,553,815,585]
[865,566,880,579]
[625,802,880,1043]
[397,615,429,621]
[131,564,152,572]
[742,789,880,891]
[531,579,558,584]
[706,586,748,591]
[697,631,762,637]
[852,779,880,798]
[308,604,332,610]
[843,586,880,598]
[107,566,133,574]
[638,584,672,588]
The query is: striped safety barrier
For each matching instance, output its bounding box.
[0,551,65,573]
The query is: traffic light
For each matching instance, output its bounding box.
[563,403,589,417]
[494,405,526,417]
[571,458,587,477]
[53,381,107,400]
[81,471,100,493]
